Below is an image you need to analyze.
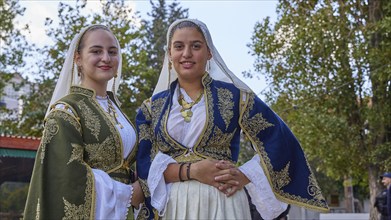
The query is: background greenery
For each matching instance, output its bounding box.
[1,0,390,219]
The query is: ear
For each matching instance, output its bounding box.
[74,52,82,66]
[207,51,212,60]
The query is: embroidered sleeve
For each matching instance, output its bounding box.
[24,109,95,220]
[135,100,155,220]
[239,92,329,212]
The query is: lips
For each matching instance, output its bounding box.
[180,61,195,68]
[98,66,112,70]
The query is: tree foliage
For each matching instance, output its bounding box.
[0,0,30,73]
[249,0,390,214]
[15,0,188,135]
[0,0,32,135]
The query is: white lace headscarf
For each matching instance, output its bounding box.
[153,18,252,95]
[46,24,122,117]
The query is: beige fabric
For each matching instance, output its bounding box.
[164,180,251,220]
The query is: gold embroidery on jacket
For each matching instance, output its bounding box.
[35,198,40,220]
[151,97,167,128]
[274,162,291,189]
[308,172,325,201]
[241,93,328,209]
[197,126,235,160]
[139,124,153,142]
[198,82,214,148]
[63,171,93,219]
[139,178,151,197]
[141,100,152,121]
[40,110,81,164]
[90,97,123,173]
[78,100,100,141]
[39,118,59,164]
[217,88,234,130]
[157,103,184,159]
[85,136,118,171]
[242,95,273,136]
[136,204,151,220]
[68,143,84,165]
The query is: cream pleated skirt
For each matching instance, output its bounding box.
[163,180,251,220]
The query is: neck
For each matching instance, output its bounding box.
[178,79,203,101]
[81,82,108,97]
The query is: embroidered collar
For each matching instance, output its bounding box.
[70,85,95,97]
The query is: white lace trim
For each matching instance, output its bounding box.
[93,169,133,219]
[239,155,288,219]
[147,151,176,216]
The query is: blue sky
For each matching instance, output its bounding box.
[18,0,278,97]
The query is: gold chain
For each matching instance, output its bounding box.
[177,87,203,123]
[99,95,124,129]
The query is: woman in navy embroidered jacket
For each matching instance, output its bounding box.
[135,19,329,220]
[24,24,144,220]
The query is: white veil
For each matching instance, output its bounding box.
[153,18,252,95]
[46,24,123,117]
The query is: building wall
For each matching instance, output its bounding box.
[0,73,32,120]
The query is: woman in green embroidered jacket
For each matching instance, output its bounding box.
[135,19,329,220]
[24,24,144,220]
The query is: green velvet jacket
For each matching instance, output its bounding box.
[24,86,137,220]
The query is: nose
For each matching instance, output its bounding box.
[101,51,111,62]
[182,46,192,58]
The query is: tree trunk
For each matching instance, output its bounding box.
[368,165,381,220]
[344,176,354,213]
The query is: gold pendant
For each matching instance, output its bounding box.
[183,102,192,109]
[184,116,191,122]
[181,110,188,118]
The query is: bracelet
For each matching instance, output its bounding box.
[186,163,193,180]
[179,163,186,182]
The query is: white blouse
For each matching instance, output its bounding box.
[94,97,137,219]
[147,84,287,219]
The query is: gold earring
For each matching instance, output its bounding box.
[112,76,116,92]
[205,60,210,73]
[77,66,83,76]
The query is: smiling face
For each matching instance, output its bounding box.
[168,26,211,83]
[75,28,119,90]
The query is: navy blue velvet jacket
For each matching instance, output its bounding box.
[135,74,328,219]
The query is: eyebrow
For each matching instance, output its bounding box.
[172,40,204,44]
[89,45,118,49]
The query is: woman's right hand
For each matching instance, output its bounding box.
[131,180,144,208]
[191,159,222,188]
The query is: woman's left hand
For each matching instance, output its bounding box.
[214,160,250,197]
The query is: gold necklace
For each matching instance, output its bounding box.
[178,87,203,123]
[97,95,124,129]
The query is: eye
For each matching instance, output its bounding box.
[91,50,102,54]
[109,50,118,56]
[192,43,202,49]
[173,43,183,50]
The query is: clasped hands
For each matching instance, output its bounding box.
[191,159,250,197]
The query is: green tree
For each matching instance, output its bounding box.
[0,0,31,134]
[17,0,188,136]
[0,182,29,214]
[120,0,188,120]
[248,0,390,217]
[18,0,90,136]
[0,0,29,72]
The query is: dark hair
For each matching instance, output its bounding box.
[168,21,204,46]
[77,25,112,53]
